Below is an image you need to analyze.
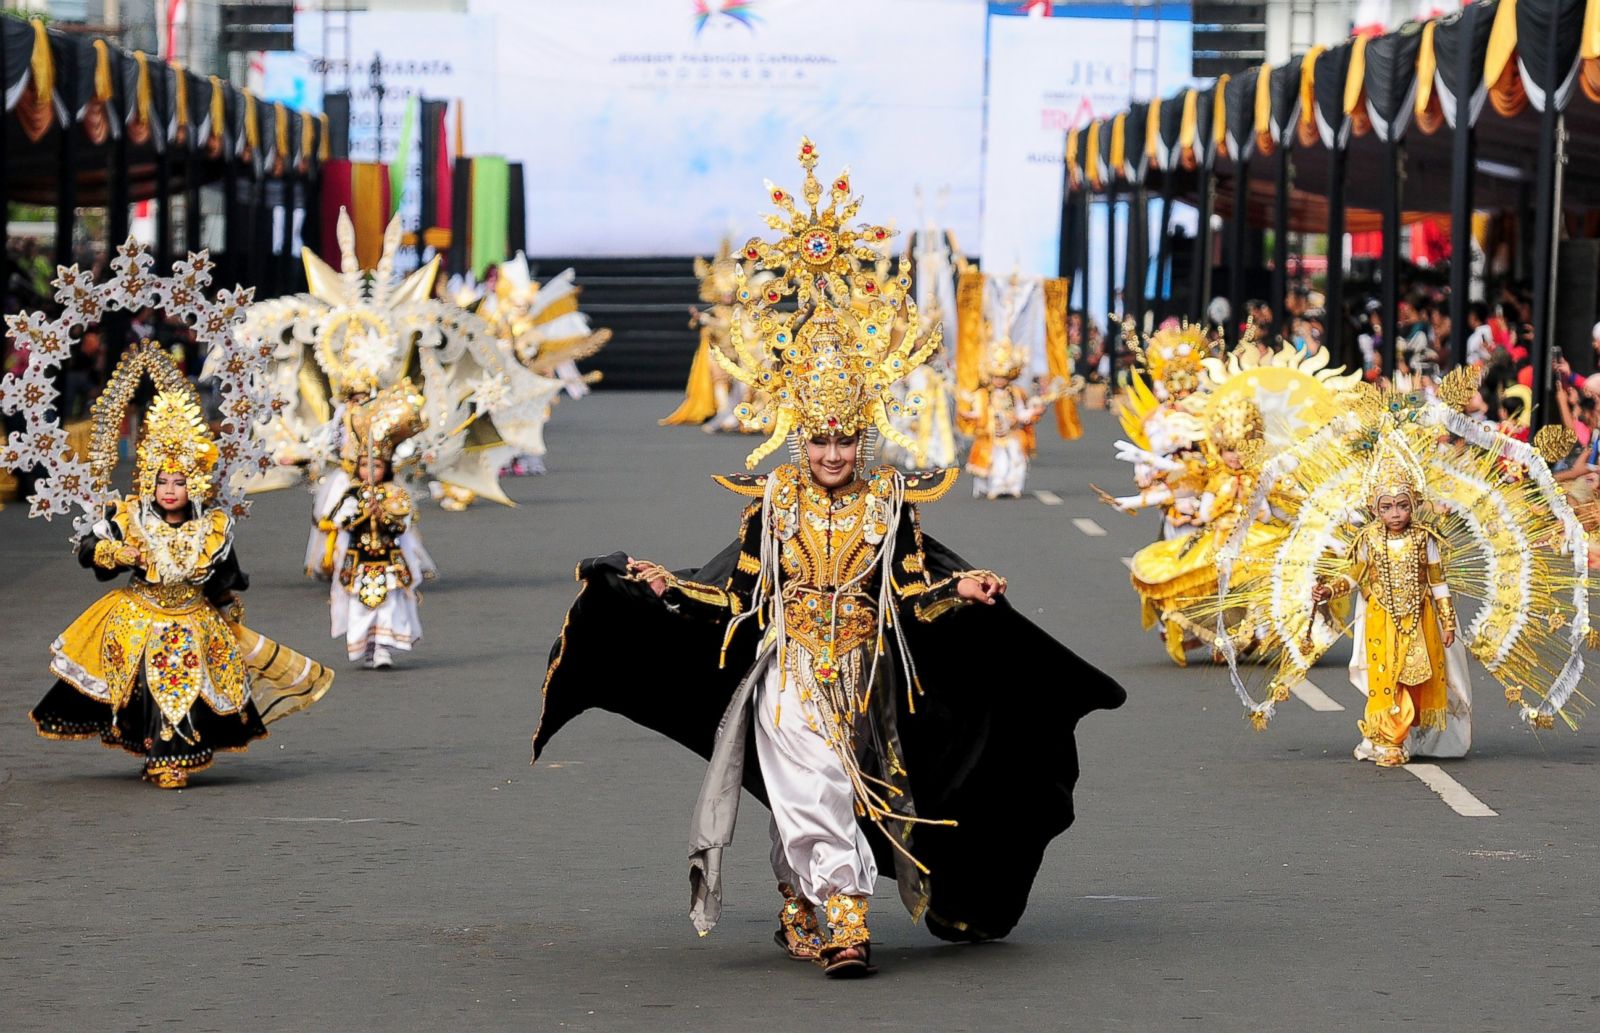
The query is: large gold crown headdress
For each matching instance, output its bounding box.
[135,386,220,499]
[711,138,942,469]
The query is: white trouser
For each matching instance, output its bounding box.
[984,436,1028,497]
[753,660,877,905]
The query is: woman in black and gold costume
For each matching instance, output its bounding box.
[28,347,332,788]
[534,141,1125,978]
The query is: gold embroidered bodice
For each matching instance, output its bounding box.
[106,500,232,588]
[767,465,895,660]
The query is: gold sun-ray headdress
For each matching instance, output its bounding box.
[710,138,943,469]
[1124,320,1212,398]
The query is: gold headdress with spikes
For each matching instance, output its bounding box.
[711,138,942,469]
[1206,394,1266,469]
[1362,435,1424,510]
[1126,320,1210,398]
[136,388,220,500]
[343,378,426,472]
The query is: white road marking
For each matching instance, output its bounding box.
[1072,517,1107,537]
[1287,677,1345,712]
[1034,489,1064,506]
[1404,763,1498,817]
[1120,556,1134,570]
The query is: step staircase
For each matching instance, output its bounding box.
[522,256,702,391]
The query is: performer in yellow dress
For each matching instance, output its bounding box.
[660,236,772,431]
[1,244,336,788]
[1215,371,1591,760]
[1128,396,1286,663]
[1312,455,1464,765]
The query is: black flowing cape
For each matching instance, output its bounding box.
[533,512,1126,943]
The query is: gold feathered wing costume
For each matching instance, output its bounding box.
[1216,379,1591,732]
[1129,341,1364,662]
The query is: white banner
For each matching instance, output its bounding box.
[287,12,498,160]
[980,4,1192,284]
[472,0,985,257]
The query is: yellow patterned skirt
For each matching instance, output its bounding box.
[49,585,249,728]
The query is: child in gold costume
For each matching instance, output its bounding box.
[961,338,1051,499]
[329,382,427,669]
[4,248,334,789]
[1312,451,1468,766]
[1128,396,1287,663]
[1214,373,1591,761]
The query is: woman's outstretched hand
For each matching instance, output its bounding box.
[957,573,1006,605]
[626,557,669,597]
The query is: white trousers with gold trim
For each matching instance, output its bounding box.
[753,660,877,905]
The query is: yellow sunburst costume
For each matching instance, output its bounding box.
[1098,322,1212,536]
[1215,370,1592,761]
[2,244,333,789]
[1121,334,1363,663]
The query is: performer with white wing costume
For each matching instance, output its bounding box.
[1216,369,1592,764]
[244,210,563,525]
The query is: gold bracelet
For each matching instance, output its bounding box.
[957,568,1007,589]
[1436,595,1457,634]
[92,540,120,569]
[1318,577,1352,600]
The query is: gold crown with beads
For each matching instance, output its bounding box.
[710,138,942,469]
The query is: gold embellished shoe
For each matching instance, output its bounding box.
[818,894,875,978]
[144,765,188,790]
[774,883,825,961]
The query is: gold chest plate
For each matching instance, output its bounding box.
[772,476,892,591]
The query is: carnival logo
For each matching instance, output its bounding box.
[692,0,760,36]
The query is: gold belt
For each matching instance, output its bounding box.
[782,587,877,660]
[127,580,204,611]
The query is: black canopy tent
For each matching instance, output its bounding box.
[3,15,326,294]
[1065,0,1600,426]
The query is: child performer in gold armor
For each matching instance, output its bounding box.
[329,382,426,669]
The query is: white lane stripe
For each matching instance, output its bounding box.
[1405,763,1498,817]
[1073,517,1107,537]
[1035,489,1064,506]
[1287,677,1345,712]
[1120,556,1133,570]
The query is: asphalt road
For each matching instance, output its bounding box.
[2,392,1596,1032]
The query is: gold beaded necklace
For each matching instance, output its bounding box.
[1371,523,1426,635]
